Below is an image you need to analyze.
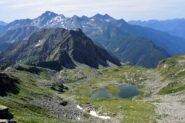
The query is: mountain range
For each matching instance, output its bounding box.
[129,19,185,39]
[0,26,38,50]
[1,11,185,68]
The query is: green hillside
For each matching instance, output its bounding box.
[1,54,185,123]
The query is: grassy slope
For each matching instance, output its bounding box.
[1,55,185,123]
[0,65,157,123]
[157,55,185,94]
[0,65,70,123]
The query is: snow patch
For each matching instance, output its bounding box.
[35,39,44,47]
[10,40,16,43]
[48,13,51,16]
[89,111,111,120]
[53,16,64,23]
[76,105,111,120]
[77,105,83,110]
[105,19,110,22]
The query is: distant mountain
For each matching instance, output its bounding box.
[129,19,185,39]
[0,21,6,32]
[0,26,4,32]
[0,21,7,26]
[0,26,38,50]
[0,28,121,70]
[107,36,169,67]
[5,11,60,30]
[2,11,185,67]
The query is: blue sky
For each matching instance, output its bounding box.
[0,0,185,22]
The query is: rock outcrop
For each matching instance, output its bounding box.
[0,105,16,123]
[0,73,19,96]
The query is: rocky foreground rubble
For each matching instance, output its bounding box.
[0,105,16,123]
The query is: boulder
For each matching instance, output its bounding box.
[0,73,19,96]
[0,105,13,119]
[0,119,16,123]
[0,105,16,123]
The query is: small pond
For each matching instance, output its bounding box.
[92,88,114,99]
[92,85,140,99]
[119,85,139,98]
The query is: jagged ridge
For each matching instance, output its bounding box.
[0,28,121,70]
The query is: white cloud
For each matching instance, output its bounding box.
[0,0,185,22]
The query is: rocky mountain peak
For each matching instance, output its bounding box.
[40,11,58,18]
[91,13,114,21]
[33,11,59,26]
